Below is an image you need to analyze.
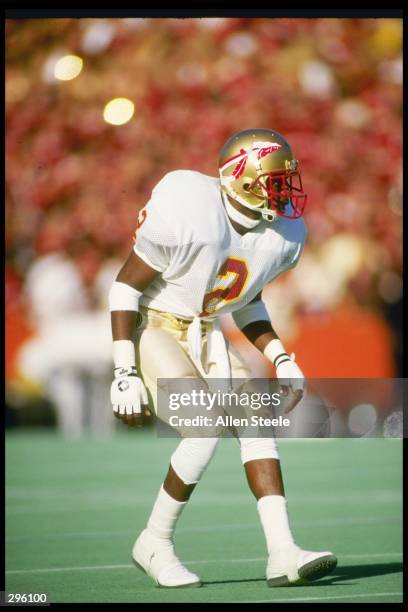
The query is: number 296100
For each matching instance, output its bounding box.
[5,592,48,605]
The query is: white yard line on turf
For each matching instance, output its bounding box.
[6,552,402,574]
[6,564,132,574]
[6,489,401,509]
[242,592,402,603]
[188,552,403,565]
[5,515,402,542]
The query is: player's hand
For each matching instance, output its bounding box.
[111,367,149,427]
[276,353,305,413]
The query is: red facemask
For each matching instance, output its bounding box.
[247,170,307,219]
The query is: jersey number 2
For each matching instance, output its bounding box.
[133,207,147,243]
[201,257,249,316]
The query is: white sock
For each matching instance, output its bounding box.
[146,485,187,543]
[257,495,297,554]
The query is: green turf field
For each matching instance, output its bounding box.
[5,430,403,603]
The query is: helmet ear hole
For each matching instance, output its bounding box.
[243,183,250,192]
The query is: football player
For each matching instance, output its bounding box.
[109,128,337,588]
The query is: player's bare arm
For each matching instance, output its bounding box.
[111,250,158,339]
[110,250,159,427]
[234,293,305,412]
[237,292,279,351]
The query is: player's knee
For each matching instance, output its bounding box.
[170,437,220,485]
[239,437,279,464]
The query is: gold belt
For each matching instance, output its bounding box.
[140,306,209,339]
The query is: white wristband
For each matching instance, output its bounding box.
[264,339,290,368]
[109,281,142,312]
[232,300,270,330]
[113,340,136,369]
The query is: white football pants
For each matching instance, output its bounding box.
[135,308,279,485]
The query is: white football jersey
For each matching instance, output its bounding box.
[133,170,306,320]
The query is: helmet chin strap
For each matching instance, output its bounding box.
[260,207,278,222]
[222,191,262,229]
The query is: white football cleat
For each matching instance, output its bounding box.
[132,529,202,588]
[267,546,337,587]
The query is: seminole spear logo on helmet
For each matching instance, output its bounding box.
[226,142,283,179]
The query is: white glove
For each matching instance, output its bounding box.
[275,353,305,413]
[264,340,305,412]
[111,366,148,418]
[276,352,305,393]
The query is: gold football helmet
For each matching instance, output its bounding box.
[219,128,307,222]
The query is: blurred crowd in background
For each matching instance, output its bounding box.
[5,17,402,435]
